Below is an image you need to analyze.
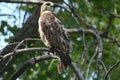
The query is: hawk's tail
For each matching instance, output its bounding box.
[57,53,72,74]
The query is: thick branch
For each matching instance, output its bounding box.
[1,47,84,80]
[0,0,44,4]
[8,55,55,80]
[7,54,84,80]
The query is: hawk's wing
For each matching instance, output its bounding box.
[39,11,71,54]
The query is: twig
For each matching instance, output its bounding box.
[0,14,15,17]
[104,60,120,80]
[98,59,111,80]
[14,38,41,51]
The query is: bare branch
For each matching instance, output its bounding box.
[104,60,120,80]
[0,14,15,17]
[13,38,41,51]
[8,55,56,80]
[69,63,84,80]
[2,48,49,60]
[98,59,111,80]
[85,46,98,79]
[0,0,64,4]
[0,0,45,4]
[67,28,95,36]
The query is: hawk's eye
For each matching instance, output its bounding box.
[46,3,50,6]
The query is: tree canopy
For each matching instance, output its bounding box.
[0,0,120,80]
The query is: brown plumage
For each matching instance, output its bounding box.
[38,2,72,73]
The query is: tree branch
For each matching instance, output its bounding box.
[0,47,49,75]
[1,46,84,80]
[7,54,84,80]
[0,0,63,4]
[98,59,111,80]
[104,60,120,80]
[70,63,84,80]
[0,0,45,4]
[85,46,98,79]
[8,55,56,80]
[3,48,49,60]
[0,38,42,75]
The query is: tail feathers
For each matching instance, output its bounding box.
[58,60,66,74]
[57,54,72,74]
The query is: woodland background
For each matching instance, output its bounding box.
[0,0,120,80]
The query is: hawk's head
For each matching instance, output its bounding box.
[41,2,54,14]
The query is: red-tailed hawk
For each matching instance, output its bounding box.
[38,2,72,73]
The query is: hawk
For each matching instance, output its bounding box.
[38,2,72,73]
